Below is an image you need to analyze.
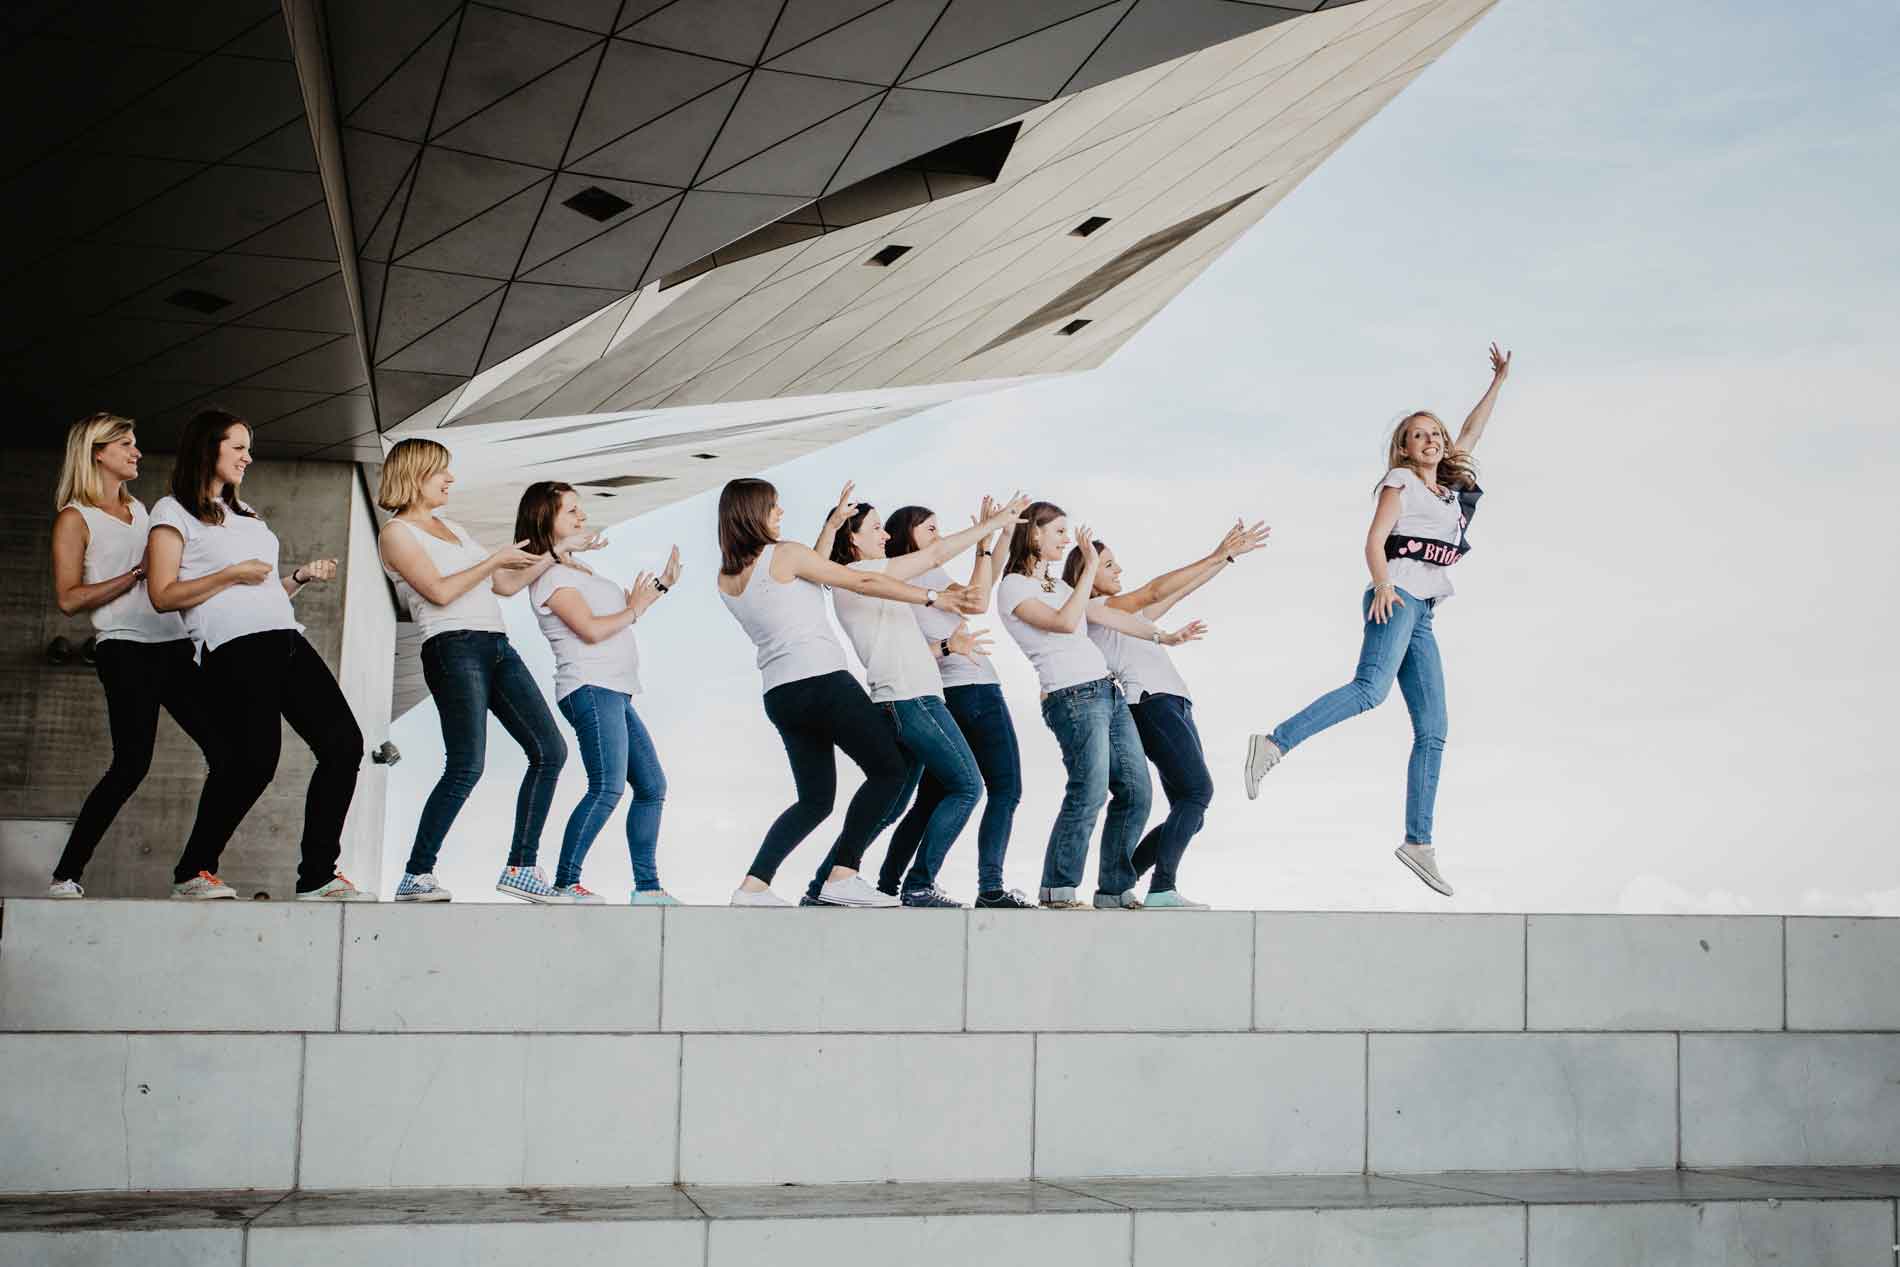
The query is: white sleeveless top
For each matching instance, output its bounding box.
[69,499,187,645]
[719,544,848,693]
[149,495,302,653]
[382,516,506,642]
[832,559,942,704]
[1087,596,1192,703]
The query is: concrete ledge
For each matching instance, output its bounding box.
[0,1227,243,1266]
[1786,918,1900,1031]
[708,1211,1128,1267]
[1528,1199,1895,1266]
[1526,915,1782,1031]
[339,906,661,1033]
[1254,913,1523,1031]
[0,900,340,1033]
[1131,1205,1525,1266]
[1681,1034,1900,1167]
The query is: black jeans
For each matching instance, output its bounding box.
[55,638,238,885]
[201,629,364,893]
[1128,692,1214,893]
[751,670,908,885]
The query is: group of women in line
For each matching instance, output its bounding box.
[46,345,1510,907]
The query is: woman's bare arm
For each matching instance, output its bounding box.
[778,540,984,613]
[1455,343,1511,453]
[1364,487,1407,624]
[51,508,141,616]
[144,527,267,612]
[885,494,1026,581]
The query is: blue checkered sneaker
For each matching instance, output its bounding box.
[395,873,451,902]
[495,864,558,904]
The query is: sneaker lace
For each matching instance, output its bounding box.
[196,870,223,886]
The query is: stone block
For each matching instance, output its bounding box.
[659,908,962,1032]
[0,1229,243,1266]
[967,911,1253,1032]
[1132,1206,1525,1266]
[707,1211,1129,1267]
[1254,913,1523,1031]
[338,906,660,1032]
[1681,1034,1900,1166]
[0,1034,300,1192]
[0,900,340,1032]
[1786,917,1900,1030]
[247,1221,704,1266]
[679,1034,1032,1184]
[297,1034,680,1187]
[1369,1034,1676,1172]
[1034,1034,1364,1177]
[1526,915,1781,1030]
[1528,1199,1894,1266]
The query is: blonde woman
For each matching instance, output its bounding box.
[377,439,584,903]
[1245,345,1512,897]
[47,414,236,899]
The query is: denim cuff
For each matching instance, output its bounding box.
[1039,885,1078,904]
[1093,888,1141,909]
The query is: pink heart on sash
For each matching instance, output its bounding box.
[1405,540,1423,554]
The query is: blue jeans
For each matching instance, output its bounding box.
[1038,677,1150,901]
[555,685,667,890]
[807,695,982,899]
[1129,693,1213,893]
[884,683,1023,894]
[410,632,566,875]
[1269,588,1447,844]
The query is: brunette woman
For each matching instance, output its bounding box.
[47,413,235,899]
[518,481,682,905]
[1063,520,1269,908]
[715,477,983,907]
[145,409,372,901]
[378,439,586,903]
[1245,345,1512,897]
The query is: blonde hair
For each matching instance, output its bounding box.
[377,438,451,512]
[1384,411,1478,491]
[55,413,137,511]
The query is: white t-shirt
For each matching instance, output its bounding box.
[149,495,302,653]
[530,563,641,700]
[998,570,1108,695]
[69,499,188,644]
[911,565,999,689]
[832,559,943,703]
[1087,597,1192,703]
[1377,467,1468,603]
[383,516,506,643]
[718,544,850,693]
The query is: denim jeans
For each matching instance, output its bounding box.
[556,684,667,889]
[1129,693,1213,893]
[753,671,908,885]
[1269,587,1446,844]
[883,683,1023,894]
[411,631,567,875]
[1038,677,1150,901]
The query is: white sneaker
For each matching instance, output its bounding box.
[1244,734,1282,801]
[1394,843,1453,897]
[549,883,604,905]
[817,874,901,908]
[47,879,84,899]
[171,871,238,900]
[296,873,377,902]
[731,885,791,907]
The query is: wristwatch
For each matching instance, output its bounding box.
[924,588,938,607]
[938,638,951,657]
[975,548,991,558]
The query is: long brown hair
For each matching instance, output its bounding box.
[1385,411,1478,490]
[514,480,574,555]
[1003,500,1065,577]
[170,409,257,525]
[822,502,876,565]
[884,505,933,559]
[718,478,778,575]
[1061,537,1107,590]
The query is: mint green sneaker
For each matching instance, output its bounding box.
[630,889,681,906]
[1142,889,1210,910]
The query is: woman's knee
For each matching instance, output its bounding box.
[1350,674,1394,712]
[532,731,568,774]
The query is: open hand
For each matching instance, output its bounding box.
[938,582,987,615]
[297,558,337,584]
[826,481,860,529]
[556,530,608,560]
[1370,584,1405,624]
[947,621,992,660]
[658,545,682,590]
[1218,518,1270,561]
[493,540,539,570]
[626,571,662,617]
[1489,342,1511,380]
[1074,526,1097,567]
[1163,619,1208,647]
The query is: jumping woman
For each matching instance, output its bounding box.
[377,438,583,903]
[47,413,236,900]
[803,486,1028,907]
[997,502,1199,910]
[146,409,372,901]
[1064,518,1269,908]
[715,477,983,907]
[1244,345,1512,897]
[519,480,682,906]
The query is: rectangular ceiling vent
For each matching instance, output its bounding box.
[867,244,911,267]
[1071,216,1110,237]
[166,288,232,314]
[692,452,718,459]
[1058,319,1091,336]
[580,474,669,489]
[563,186,633,222]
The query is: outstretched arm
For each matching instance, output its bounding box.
[1455,343,1511,453]
[1086,600,1207,648]
[886,493,1027,581]
[1007,529,1097,634]
[776,540,985,614]
[1105,519,1269,617]
[381,523,541,606]
[812,481,857,560]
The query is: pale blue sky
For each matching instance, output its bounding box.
[385,0,1900,913]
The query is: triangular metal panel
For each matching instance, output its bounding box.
[392,147,549,258]
[702,96,882,196]
[903,1,1132,98]
[520,195,680,289]
[374,367,467,427]
[228,119,320,172]
[373,267,506,360]
[483,0,623,32]
[345,19,455,140]
[520,174,680,273]
[241,332,372,393]
[648,189,812,278]
[701,70,883,175]
[567,76,744,187]
[325,0,461,115]
[232,272,358,335]
[906,0,1114,79]
[766,0,946,84]
[1065,0,1297,94]
[397,177,555,280]
[825,87,1036,190]
[382,286,509,374]
[431,5,602,135]
[229,202,340,262]
[432,50,600,168]
[619,0,783,64]
[342,129,421,251]
[568,42,746,162]
[477,281,627,372]
[762,0,903,61]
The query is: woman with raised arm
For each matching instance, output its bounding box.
[1063,519,1269,909]
[145,409,372,901]
[997,503,1199,910]
[518,481,682,906]
[46,413,238,900]
[1244,345,1512,898]
[797,488,1027,907]
[715,477,984,907]
[377,439,582,904]
[878,499,1033,909]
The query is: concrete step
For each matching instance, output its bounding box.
[3,1169,1897,1266]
